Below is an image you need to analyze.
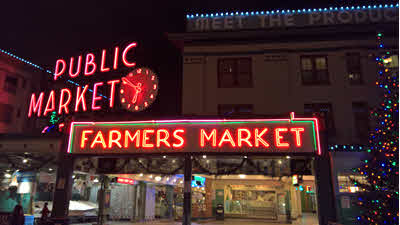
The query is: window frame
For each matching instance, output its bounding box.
[346,52,363,85]
[4,75,18,94]
[218,57,253,88]
[300,55,330,85]
[352,102,369,142]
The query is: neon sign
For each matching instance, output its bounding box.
[28,42,159,118]
[68,113,321,155]
[117,177,135,185]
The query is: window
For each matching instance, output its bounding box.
[352,102,369,143]
[21,78,27,89]
[338,175,367,193]
[383,55,399,68]
[17,108,21,118]
[304,103,335,132]
[218,58,252,88]
[0,103,13,123]
[218,104,253,116]
[300,56,329,85]
[4,75,18,94]
[346,53,363,85]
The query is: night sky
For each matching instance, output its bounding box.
[0,0,396,118]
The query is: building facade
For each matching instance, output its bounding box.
[173,4,398,225]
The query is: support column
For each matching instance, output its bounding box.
[166,185,174,219]
[98,175,110,225]
[50,154,74,225]
[137,181,147,222]
[131,185,137,222]
[183,154,192,225]
[314,132,337,224]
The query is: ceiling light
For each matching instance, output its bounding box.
[149,175,153,178]
[239,174,246,179]
[155,176,162,181]
[163,155,166,159]
[278,160,282,164]
[4,173,11,178]
[93,178,99,183]
[139,173,143,177]
[23,159,28,163]
[202,155,207,159]
[286,156,291,159]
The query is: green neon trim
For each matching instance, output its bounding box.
[81,120,294,126]
[292,120,317,151]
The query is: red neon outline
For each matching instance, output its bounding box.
[108,129,122,148]
[90,131,107,149]
[67,113,322,155]
[237,128,252,147]
[142,129,155,148]
[122,42,137,67]
[107,80,120,108]
[113,46,119,70]
[69,56,82,78]
[59,123,65,131]
[100,50,110,72]
[92,82,103,111]
[84,53,97,76]
[172,129,185,148]
[28,92,45,117]
[254,128,269,147]
[81,130,94,148]
[75,85,89,112]
[43,90,56,116]
[218,129,236,147]
[156,129,171,147]
[124,130,140,148]
[54,59,66,80]
[58,88,72,115]
[275,128,289,148]
[290,127,305,147]
[200,129,217,147]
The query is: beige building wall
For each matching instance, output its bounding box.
[182,38,395,144]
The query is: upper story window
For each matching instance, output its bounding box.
[218,104,253,116]
[0,103,13,123]
[4,75,18,94]
[383,54,399,68]
[352,102,369,143]
[346,53,363,85]
[301,56,329,85]
[218,58,252,88]
[304,103,335,133]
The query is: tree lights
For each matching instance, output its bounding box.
[353,33,399,224]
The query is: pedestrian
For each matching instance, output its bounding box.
[40,203,50,223]
[9,205,25,225]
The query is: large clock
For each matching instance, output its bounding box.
[119,67,159,112]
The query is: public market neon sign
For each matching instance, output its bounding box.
[28,42,159,117]
[68,113,321,155]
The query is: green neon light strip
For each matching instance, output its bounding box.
[292,120,318,152]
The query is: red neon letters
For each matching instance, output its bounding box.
[78,127,306,151]
[200,128,304,149]
[28,79,122,117]
[53,42,137,80]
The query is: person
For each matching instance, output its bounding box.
[40,203,50,222]
[9,205,24,225]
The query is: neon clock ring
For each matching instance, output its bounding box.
[119,67,159,112]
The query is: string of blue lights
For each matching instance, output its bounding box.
[186,4,398,19]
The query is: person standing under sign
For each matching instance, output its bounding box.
[9,205,24,225]
[40,203,50,224]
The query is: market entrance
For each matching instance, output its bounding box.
[50,115,334,225]
[69,155,318,224]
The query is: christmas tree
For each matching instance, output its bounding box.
[354,33,399,224]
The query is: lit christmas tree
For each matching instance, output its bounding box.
[354,33,399,224]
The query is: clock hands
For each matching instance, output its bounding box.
[122,77,142,104]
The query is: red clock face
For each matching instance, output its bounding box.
[119,67,159,112]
